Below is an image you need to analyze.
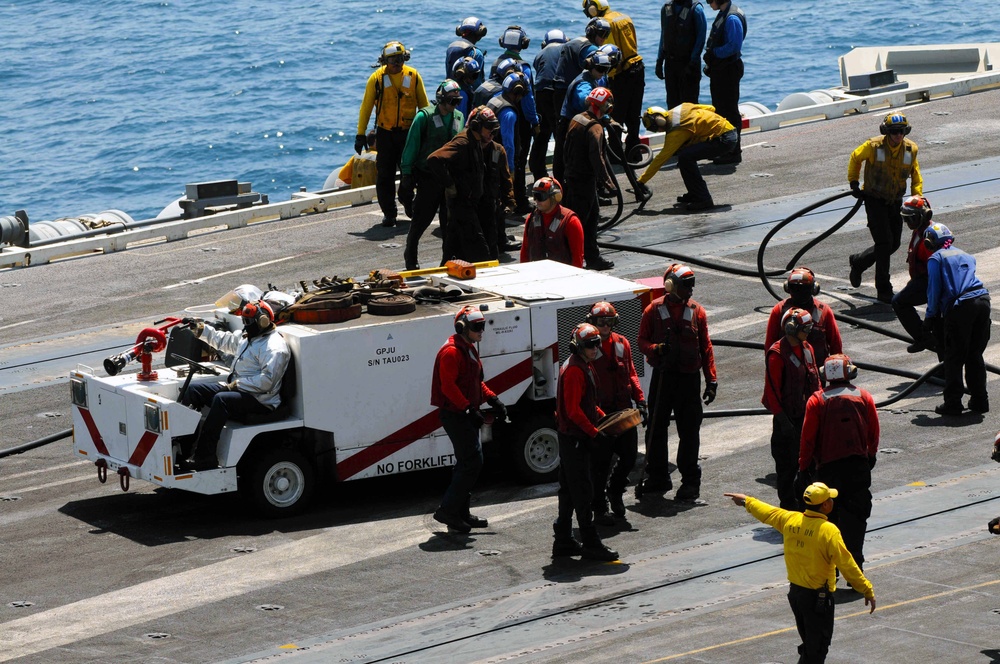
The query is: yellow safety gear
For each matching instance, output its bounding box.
[745,496,874,597]
[847,136,922,202]
[639,103,734,184]
[604,10,642,77]
[357,65,429,134]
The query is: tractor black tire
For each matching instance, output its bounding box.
[240,447,315,518]
[511,413,560,484]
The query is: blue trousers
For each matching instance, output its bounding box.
[677,129,738,203]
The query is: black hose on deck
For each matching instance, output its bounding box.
[0,428,73,459]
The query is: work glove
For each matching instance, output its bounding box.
[354,134,367,155]
[636,401,648,425]
[655,341,670,356]
[775,412,796,439]
[397,174,415,219]
[487,396,508,421]
[634,181,653,204]
[989,516,1000,535]
[654,59,664,80]
[224,380,238,391]
[702,381,718,405]
[182,317,205,337]
[466,406,486,427]
[533,124,541,137]
[849,181,863,199]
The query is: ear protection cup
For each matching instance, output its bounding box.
[455,17,487,40]
[583,0,610,18]
[499,26,530,51]
[821,354,858,381]
[454,305,485,334]
[243,300,274,329]
[781,308,813,337]
[532,177,563,204]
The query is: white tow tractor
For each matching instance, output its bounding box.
[70,261,652,516]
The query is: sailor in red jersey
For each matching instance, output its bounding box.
[552,323,619,561]
[430,305,506,533]
[519,177,585,268]
[764,267,843,369]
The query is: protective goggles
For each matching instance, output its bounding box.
[590,316,617,327]
[440,95,462,106]
[467,320,486,332]
[532,189,556,202]
[798,323,814,335]
[384,55,405,65]
[581,337,602,349]
[886,127,906,135]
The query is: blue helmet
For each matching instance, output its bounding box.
[597,44,621,67]
[923,223,954,250]
[456,17,487,41]
[542,29,567,47]
[494,57,520,82]
[502,71,529,97]
[452,55,482,81]
[585,17,611,41]
[499,25,530,51]
[584,50,613,74]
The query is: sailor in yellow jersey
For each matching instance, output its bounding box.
[637,103,737,211]
[356,41,429,227]
[582,0,645,155]
[725,482,875,664]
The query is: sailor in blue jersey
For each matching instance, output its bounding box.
[530,29,568,180]
[922,223,991,416]
[472,57,520,108]
[445,17,487,88]
[657,0,707,108]
[451,56,482,119]
[704,0,746,164]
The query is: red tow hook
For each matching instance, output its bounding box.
[95,458,108,484]
[118,466,131,492]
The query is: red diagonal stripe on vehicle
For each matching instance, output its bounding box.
[77,407,110,456]
[128,431,160,467]
[336,356,535,481]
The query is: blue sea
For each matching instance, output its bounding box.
[0,0,987,224]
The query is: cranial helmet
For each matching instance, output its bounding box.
[821,353,858,382]
[781,307,814,337]
[584,50,613,75]
[585,17,612,41]
[542,29,568,47]
[598,43,621,67]
[379,41,410,64]
[494,57,520,82]
[468,106,500,133]
[663,263,695,299]
[923,222,954,251]
[532,176,563,204]
[879,112,911,136]
[456,16,487,41]
[242,300,275,338]
[586,86,614,117]
[436,79,463,105]
[502,71,529,98]
[454,305,486,334]
[586,301,619,327]
[783,267,819,297]
[583,0,611,18]
[569,322,602,353]
[642,106,671,132]
[499,25,530,51]
[900,195,932,229]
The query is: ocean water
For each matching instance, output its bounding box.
[0,0,986,223]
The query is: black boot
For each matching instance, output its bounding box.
[580,526,619,561]
[552,521,584,557]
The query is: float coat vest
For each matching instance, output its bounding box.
[431,334,486,411]
[705,2,746,68]
[645,299,704,373]
[526,207,573,264]
[766,337,820,421]
[814,385,872,466]
[661,0,702,62]
[473,79,502,107]
[862,136,919,203]
[556,353,601,438]
[373,65,421,130]
[593,333,635,411]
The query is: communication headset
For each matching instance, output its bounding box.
[499,26,530,51]
[583,0,610,18]
[456,17,487,40]
[783,267,820,296]
[585,17,611,41]
[663,263,695,295]
[454,305,486,334]
[586,301,619,327]
[242,300,274,329]
[782,308,812,336]
[568,323,601,353]
[532,177,563,204]
[467,106,498,132]
[820,354,858,382]
[879,113,911,136]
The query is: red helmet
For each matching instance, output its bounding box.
[454,305,486,333]
[531,176,563,203]
[781,307,814,337]
[586,86,614,117]
[570,323,602,352]
[468,106,500,133]
[241,300,275,327]
[900,195,932,229]
[822,353,858,382]
[586,301,619,327]
[784,266,819,296]
[663,263,695,299]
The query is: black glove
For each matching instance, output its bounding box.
[989,516,1000,535]
[398,174,415,219]
[869,454,878,469]
[850,181,863,199]
[685,60,700,78]
[793,470,809,499]
[655,341,669,356]
[776,412,796,439]
[487,396,507,421]
[354,134,367,155]
[182,317,205,337]
[466,406,486,427]
[654,59,665,80]
[595,431,612,444]
[703,382,718,405]
[636,401,648,425]
[634,181,653,204]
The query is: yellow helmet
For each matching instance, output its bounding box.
[642,106,671,132]
[379,41,410,64]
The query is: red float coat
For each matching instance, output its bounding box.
[799,383,880,471]
[637,296,717,382]
[762,337,820,420]
[764,298,843,367]
[520,205,585,268]
[431,334,497,412]
[556,353,605,438]
[592,333,645,411]
[905,225,933,279]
